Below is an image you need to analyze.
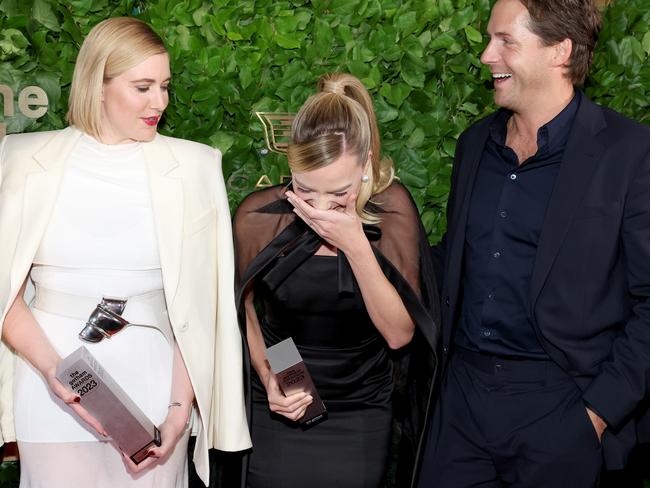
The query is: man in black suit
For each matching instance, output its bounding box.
[416,0,650,486]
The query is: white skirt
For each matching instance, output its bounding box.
[18,428,189,488]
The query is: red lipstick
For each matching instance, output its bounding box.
[142,115,160,126]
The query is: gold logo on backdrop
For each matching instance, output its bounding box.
[255,112,294,154]
[255,174,273,188]
[0,85,49,138]
[255,111,295,188]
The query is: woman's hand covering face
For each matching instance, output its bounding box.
[286,191,366,255]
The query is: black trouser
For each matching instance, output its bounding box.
[417,348,602,488]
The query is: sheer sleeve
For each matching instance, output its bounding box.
[371,182,426,298]
[232,185,298,285]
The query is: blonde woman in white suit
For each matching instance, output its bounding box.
[0,17,250,488]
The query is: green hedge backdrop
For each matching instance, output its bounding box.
[1,0,649,244]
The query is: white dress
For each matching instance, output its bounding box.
[15,135,188,488]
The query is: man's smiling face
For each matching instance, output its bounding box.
[480,0,560,113]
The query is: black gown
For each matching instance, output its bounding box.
[234,182,439,488]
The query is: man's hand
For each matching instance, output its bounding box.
[586,407,607,442]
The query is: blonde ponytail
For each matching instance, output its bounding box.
[288,73,394,223]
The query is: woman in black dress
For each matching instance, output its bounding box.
[234,73,438,488]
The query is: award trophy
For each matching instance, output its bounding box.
[56,346,161,464]
[266,337,327,426]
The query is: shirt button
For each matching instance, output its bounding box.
[487,292,495,300]
[180,322,189,331]
[445,296,450,306]
[499,210,508,218]
[510,174,517,180]
[493,251,501,259]
[482,329,492,337]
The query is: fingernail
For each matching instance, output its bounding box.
[73,396,81,403]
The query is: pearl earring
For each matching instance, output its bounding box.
[361,175,369,183]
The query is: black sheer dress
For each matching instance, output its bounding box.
[234,182,439,488]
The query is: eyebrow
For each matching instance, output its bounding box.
[130,78,171,83]
[293,178,352,193]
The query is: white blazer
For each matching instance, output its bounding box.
[0,127,251,484]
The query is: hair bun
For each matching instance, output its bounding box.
[321,79,346,96]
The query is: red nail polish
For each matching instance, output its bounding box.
[73,396,81,403]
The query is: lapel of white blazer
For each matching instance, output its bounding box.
[10,127,82,294]
[142,135,183,309]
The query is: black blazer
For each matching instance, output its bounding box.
[437,94,650,469]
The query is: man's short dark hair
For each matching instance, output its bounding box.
[520,0,602,85]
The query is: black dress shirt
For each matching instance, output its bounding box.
[455,92,580,358]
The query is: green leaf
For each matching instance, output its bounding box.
[418,30,432,48]
[431,32,455,50]
[239,64,254,89]
[449,7,474,30]
[295,10,312,30]
[227,31,243,41]
[275,33,301,49]
[192,4,210,26]
[379,81,413,107]
[0,28,29,60]
[32,0,60,32]
[420,209,436,235]
[361,65,381,90]
[209,131,235,153]
[66,0,93,15]
[460,102,479,115]
[192,88,214,102]
[0,0,27,17]
[438,0,454,17]
[313,18,334,54]
[406,127,425,148]
[617,36,637,66]
[643,31,650,56]
[337,24,353,44]
[395,11,417,36]
[629,36,646,62]
[275,14,299,34]
[400,64,425,88]
[442,137,457,157]
[464,25,482,44]
[375,97,399,123]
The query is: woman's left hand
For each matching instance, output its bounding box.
[121,405,190,473]
[285,191,366,255]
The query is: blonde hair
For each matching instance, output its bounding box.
[287,73,394,223]
[67,17,167,138]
